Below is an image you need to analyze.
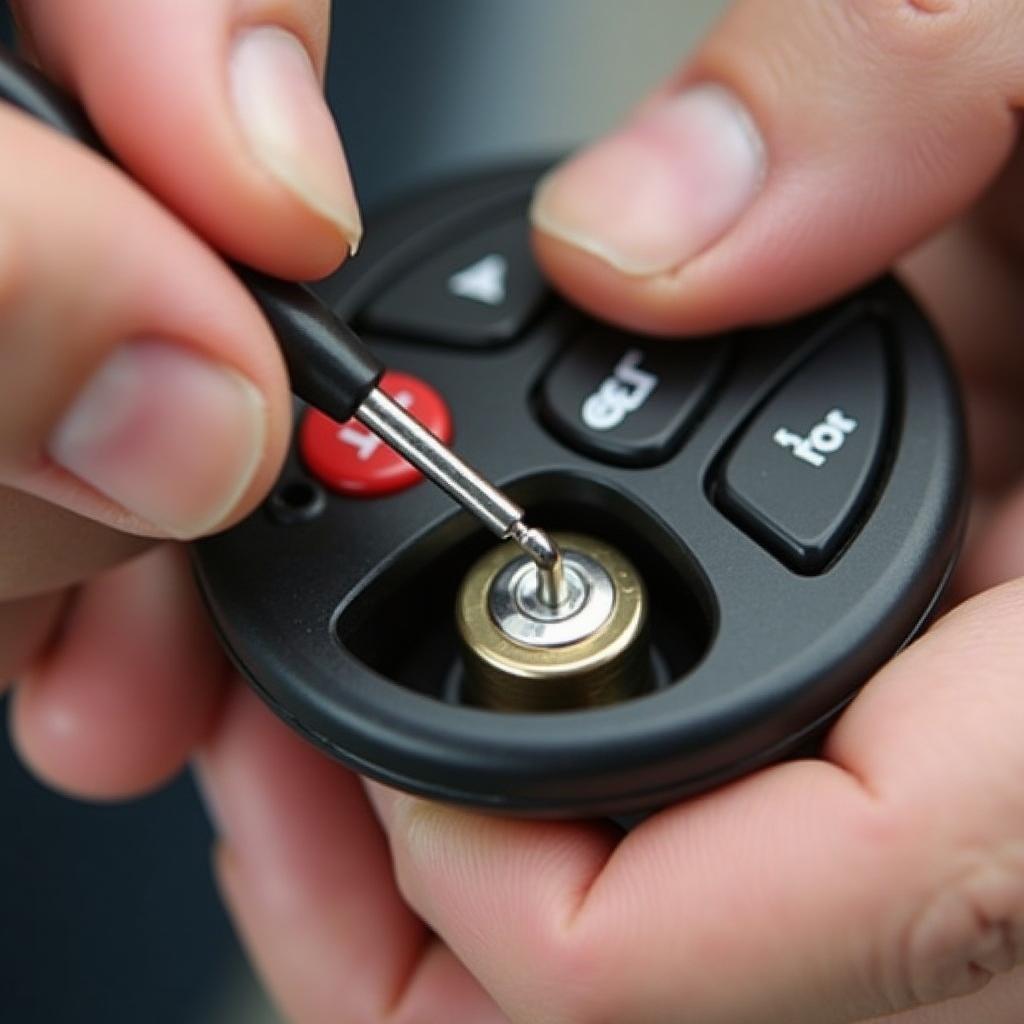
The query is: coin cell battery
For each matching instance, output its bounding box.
[456,533,650,711]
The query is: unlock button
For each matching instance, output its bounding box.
[717,319,891,573]
[539,325,730,467]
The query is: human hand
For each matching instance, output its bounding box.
[196,2,1024,1022]
[1,0,357,798]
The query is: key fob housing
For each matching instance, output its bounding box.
[194,165,966,817]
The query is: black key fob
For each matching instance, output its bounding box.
[193,165,966,817]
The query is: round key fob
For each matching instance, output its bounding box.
[193,165,966,817]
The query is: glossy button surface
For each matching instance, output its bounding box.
[539,324,729,466]
[300,371,453,496]
[717,318,891,572]
[359,218,547,347]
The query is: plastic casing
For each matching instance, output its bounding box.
[194,166,967,817]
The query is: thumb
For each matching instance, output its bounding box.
[531,0,1024,334]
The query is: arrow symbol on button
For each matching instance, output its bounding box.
[448,253,508,306]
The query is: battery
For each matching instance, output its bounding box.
[455,532,649,711]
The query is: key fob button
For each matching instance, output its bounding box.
[300,370,453,496]
[717,318,890,573]
[539,326,729,466]
[359,218,547,347]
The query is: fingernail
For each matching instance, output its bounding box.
[48,340,266,538]
[531,83,765,276]
[229,25,362,253]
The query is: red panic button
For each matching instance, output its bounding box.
[300,371,453,496]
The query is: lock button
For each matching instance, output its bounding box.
[300,371,453,496]
[538,325,730,467]
[716,318,891,573]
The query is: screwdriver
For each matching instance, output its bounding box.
[0,44,569,607]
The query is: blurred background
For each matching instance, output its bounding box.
[0,2,726,1021]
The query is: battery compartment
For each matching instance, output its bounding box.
[334,474,716,708]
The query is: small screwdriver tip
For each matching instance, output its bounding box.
[508,522,568,609]
[508,521,558,568]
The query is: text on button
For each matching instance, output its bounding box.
[773,408,858,468]
[581,349,660,431]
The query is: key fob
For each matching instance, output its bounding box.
[193,165,966,817]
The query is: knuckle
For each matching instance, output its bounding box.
[899,845,1024,1006]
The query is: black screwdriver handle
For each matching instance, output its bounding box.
[235,266,383,422]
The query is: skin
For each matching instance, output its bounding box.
[3,0,1024,1021]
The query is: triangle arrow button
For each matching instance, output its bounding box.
[448,254,509,307]
[359,217,547,348]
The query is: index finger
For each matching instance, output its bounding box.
[16,0,360,279]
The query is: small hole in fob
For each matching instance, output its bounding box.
[267,479,326,524]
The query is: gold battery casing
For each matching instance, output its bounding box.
[456,532,649,711]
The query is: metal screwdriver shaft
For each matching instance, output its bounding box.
[356,389,568,607]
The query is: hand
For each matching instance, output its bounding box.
[197,1,1024,1022]
[1,0,357,798]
